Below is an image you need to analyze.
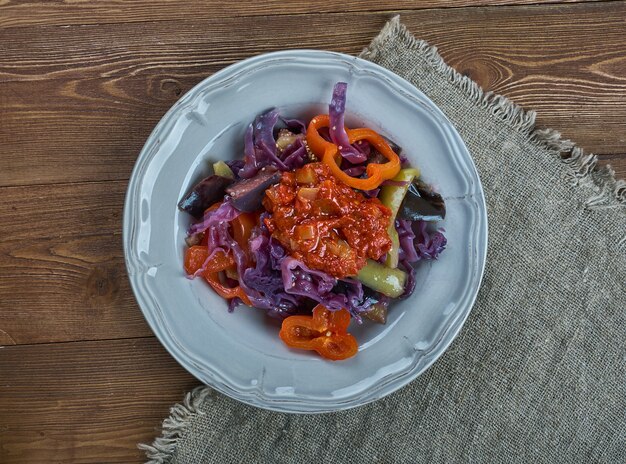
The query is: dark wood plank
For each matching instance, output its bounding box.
[0,234,151,346]
[0,0,596,29]
[0,181,125,242]
[0,337,200,464]
[1,2,625,187]
[598,154,626,180]
[0,181,154,345]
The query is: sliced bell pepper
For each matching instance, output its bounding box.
[231,212,258,256]
[306,114,401,191]
[184,245,252,306]
[311,334,358,361]
[184,245,209,275]
[202,249,235,273]
[204,270,252,306]
[279,305,358,360]
[202,250,252,306]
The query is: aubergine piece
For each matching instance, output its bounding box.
[383,136,402,156]
[178,175,234,218]
[226,167,281,212]
[398,178,446,222]
[369,139,402,165]
[362,303,388,324]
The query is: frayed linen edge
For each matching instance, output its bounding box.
[360,15,625,220]
[139,386,212,464]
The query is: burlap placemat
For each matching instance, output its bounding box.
[141,17,625,463]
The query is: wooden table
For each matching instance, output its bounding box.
[1,1,624,462]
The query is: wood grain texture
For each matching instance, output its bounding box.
[0,181,124,241]
[0,0,597,29]
[0,181,153,345]
[0,337,200,464]
[0,234,150,345]
[1,2,625,187]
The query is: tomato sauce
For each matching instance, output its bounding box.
[263,163,392,278]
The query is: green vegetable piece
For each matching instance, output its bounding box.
[387,227,401,268]
[213,160,234,179]
[378,168,420,267]
[357,260,407,298]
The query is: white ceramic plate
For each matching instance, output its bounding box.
[123,50,487,413]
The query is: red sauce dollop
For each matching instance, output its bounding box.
[263,163,392,278]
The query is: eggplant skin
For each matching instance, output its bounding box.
[362,304,388,324]
[398,179,446,222]
[226,167,282,213]
[178,175,234,218]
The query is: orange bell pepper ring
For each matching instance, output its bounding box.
[184,245,252,306]
[203,250,252,306]
[306,114,401,191]
[279,304,358,360]
[184,245,209,275]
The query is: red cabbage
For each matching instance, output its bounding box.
[280,116,307,134]
[226,159,245,180]
[341,164,381,198]
[399,259,416,299]
[242,233,301,318]
[254,110,284,167]
[343,165,366,177]
[381,179,409,187]
[353,139,371,158]
[187,210,296,318]
[396,219,419,263]
[280,256,379,319]
[329,83,367,164]
[396,219,447,298]
[188,219,236,279]
[236,220,380,319]
[186,202,263,311]
[239,123,259,179]
[279,138,308,170]
[397,219,447,264]
[188,200,241,236]
[195,212,279,315]
[413,220,447,260]
[238,110,288,179]
[330,279,382,322]
[281,256,337,299]
[228,297,243,313]
[362,188,381,198]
